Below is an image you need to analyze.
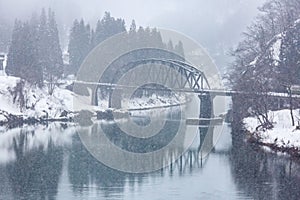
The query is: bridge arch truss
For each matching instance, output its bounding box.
[95,58,211,107]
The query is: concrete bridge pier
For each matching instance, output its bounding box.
[0,54,4,71]
[198,94,214,148]
[108,88,123,109]
[199,94,214,120]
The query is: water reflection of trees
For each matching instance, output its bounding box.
[230,132,300,200]
[68,134,129,197]
[68,124,209,198]
[68,110,186,197]
[6,129,64,200]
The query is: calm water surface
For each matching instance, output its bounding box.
[0,115,300,200]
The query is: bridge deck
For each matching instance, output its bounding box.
[75,80,300,99]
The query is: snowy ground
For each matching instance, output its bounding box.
[244,109,300,152]
[0,75,74,122]
[0,73,186,124]
[127,95,186,110]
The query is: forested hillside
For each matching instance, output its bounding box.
[229,0,300,127]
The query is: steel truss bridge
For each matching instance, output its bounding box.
[74,58,300,105]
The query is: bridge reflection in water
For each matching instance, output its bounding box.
[76,107,220,174]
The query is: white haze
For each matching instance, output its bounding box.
[0,0,265,69]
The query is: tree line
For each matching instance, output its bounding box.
[6,8,63,94]
[68,12,184,74]
[5,10,185,95]
[229,0,300,128]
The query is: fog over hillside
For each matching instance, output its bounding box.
[0,0,265,70]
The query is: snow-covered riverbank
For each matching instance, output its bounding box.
[0,74,186,126]
[0,75,74,123]
[244,109,300,156]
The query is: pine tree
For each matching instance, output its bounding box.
[68,12,126,75]
[45,8,64,94]
[129,20,136,33]
[80,19,91,62]
[90,29,95,49]
[167,40,174,51]
[0,20,10,52]
[150,28,164,48]
[19,22,41,85]
[6,19,23,77]
[94,12,126,46]
[6,20,42,85]
[68,19,91,74]
[38,8,48,72]
[6,8,63,88]
[68,19,80,74]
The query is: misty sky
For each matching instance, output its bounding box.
[0,0,265,68]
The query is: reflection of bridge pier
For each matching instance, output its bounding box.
[199,126,214,154]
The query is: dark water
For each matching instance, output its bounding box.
[0,120,300,200]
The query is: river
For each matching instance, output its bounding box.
[0,106,300,199]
